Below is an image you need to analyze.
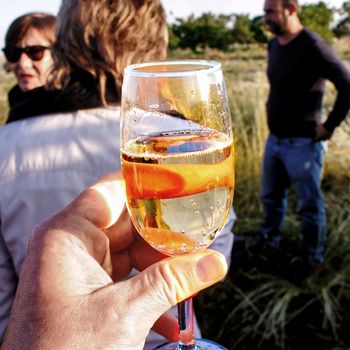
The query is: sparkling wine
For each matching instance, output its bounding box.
[121,129,235,255]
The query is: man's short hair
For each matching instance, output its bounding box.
[282,0,298,8]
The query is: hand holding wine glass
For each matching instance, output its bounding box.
[121,60,235,349]
[1,172,228,349]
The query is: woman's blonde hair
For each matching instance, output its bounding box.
[51,0,168,103]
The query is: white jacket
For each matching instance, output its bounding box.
[0,107,235,347]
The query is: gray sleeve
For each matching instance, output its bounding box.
[208,208,236,268]
[0,228,17,344]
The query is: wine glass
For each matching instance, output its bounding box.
[120,60,234,350]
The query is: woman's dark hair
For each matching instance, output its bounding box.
[5,12,56,48]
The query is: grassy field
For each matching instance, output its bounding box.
[0,59,14,124]
[172,41,350,349]
[170,40,350,349]
[1,39,350,349]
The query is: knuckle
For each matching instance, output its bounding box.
[152,260,193,305]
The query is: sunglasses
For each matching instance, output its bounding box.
[2,45,51,63]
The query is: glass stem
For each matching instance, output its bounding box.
[177,298,196,349]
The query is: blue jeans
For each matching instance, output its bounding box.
[260,134,326,263]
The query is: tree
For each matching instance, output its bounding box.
[171,13,233,52]
[168,26,180,50]
[171,15,199,52]
[250,16,269,44]
[231,15,256,44]
[334,1,350,37]
[299,2,334,42]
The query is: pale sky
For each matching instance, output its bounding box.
[0,0,346,48]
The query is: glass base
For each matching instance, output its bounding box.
[154,339,227,350]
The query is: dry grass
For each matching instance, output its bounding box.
[169,45,350,349]
[0,57,14,124]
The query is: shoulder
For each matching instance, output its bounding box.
[302,29,323,44]
[0,107,121,180]
[268,37,278,50]
[297,29,343,64]
[7,87,63,123]
[0,106,120,148]
[302,29,332,53]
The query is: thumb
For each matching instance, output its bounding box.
[113,249,228,342]
[153,249,228,304]
[150,249,228,340]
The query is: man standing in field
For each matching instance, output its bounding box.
[259,0,350,264]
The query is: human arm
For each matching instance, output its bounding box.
[0,230,17,344]
[315,41,350,138]
[314,122,333,141]
[1,172,228,350]
[209,208,236,268]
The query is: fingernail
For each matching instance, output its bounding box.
[196,251,228,284]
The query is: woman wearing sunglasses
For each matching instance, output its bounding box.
[3,12,56,123]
